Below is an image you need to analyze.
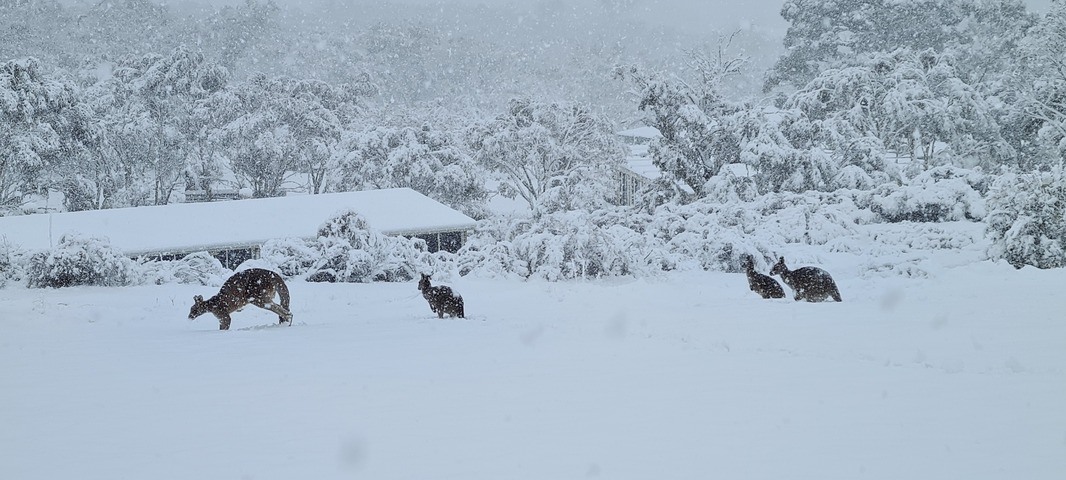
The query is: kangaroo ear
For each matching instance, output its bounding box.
[778,256,785,262]
[194,295,204,303]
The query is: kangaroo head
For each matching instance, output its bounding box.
[742,255,755,271]
[418,273,431,292]
[769,257,787,276]
[188,294,209,320]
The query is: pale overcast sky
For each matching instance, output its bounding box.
[156,0,1054,33]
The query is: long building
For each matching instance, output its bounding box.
[0,188,477,268]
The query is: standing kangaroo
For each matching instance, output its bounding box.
[189,268,293,330]
[769,256,842,302]
[418,273,465,318]
[743,255,785,299]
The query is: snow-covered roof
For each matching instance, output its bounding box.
[616,126,663,139]
[622,146,696,195]
[625,154,664,181]
[0,188,476,256]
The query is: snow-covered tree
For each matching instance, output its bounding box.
[766,0,1035,91]
[361,21,436,105]
[68,0,176,63]
[0,1,74,71]
[330,112,489,219]
[986,166,1066,269]
[614,48,747,197]
[206,73,373,198]
[788,48,1007,171]
[732,106,839,193]
[1013,1,1066,166]
[618,46,841,196]
[471,97,625,217]
[201,0,281,75]
[0,57,89,212]
[209,74,305,197]
[74,47,228,208]
[277,77,372,195]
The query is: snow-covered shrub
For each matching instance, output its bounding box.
[834,165,879,191]
[859,258,930,279]
[648,194,850,272]
[455,239,522,280]
[177,210,434,284]
[260,237,320,278]
[140,251,230,286]
[755,192,865,245]
[836,221,986,271]
[830,136,900,190]
[458,210,674,280]
[650,191,865,267]
[702,164,759,203]
[452,217,526,279]
[986,167,1066,269]
[313,210,425,282]
[870,166,986,223]
[0,240,28,287]
[519,214,666,280]
[459,190,879,279]
[27,233,136,288]
[664,223,764,272]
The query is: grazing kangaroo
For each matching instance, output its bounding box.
[189,268,293,330]
[743,255,785,299]
[770,257,842,302]
[418,273,465,318]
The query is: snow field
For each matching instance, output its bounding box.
[1,259,1064,480]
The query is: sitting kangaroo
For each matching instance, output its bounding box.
[418,273,465,318]
[189,268,293,330]
[770,256,842,302]
[743,255,785,299]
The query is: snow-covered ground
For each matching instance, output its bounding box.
[2,235,1064,480]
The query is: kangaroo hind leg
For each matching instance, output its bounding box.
[268,303,293,324]
[253,297,293,325]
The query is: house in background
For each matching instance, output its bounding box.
[0,188,476,269]
[616,126,664,205]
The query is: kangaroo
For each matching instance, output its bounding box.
[189,268,293,330]
[769,256,842,302]
[743,255,785,299]
[418,273,465,318]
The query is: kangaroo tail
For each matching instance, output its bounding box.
[275,273,291,310]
